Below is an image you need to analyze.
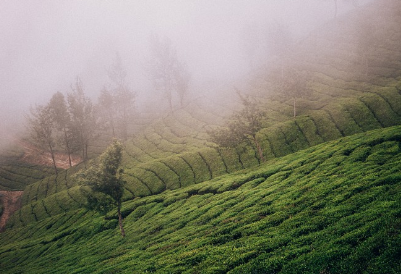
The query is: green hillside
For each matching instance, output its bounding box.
[1,0,401,273]
[1,126,400,273]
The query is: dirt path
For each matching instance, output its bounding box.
[17,140,81,169]
[0,191,23,232]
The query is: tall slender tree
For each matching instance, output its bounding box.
[104,53,136,140]
[147,35,190,111]
[97,88,116,137]
[27,104,58,174]
[68,77,97,161]
[48,91,73,167]
[277,68,312,118]
[147,34,177,111]
[173,61,190,107]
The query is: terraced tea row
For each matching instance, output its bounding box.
[1,125,400,273]
[10,87,401,227]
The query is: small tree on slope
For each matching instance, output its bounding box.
[77,139,126,237]
[208,90,266,162]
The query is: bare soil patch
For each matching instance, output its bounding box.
[0,191,23,232]
[17,140,82,169]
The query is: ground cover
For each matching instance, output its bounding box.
[1,125,400,273]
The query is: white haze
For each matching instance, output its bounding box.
[0,0,372,146]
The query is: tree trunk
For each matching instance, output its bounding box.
[293,97,296,118]
[253,135,265,163]
[63,128,72,167]
[48,142,58,175]
[117,205,126,237]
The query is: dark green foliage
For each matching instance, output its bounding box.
[2,126,401,273]
[78,140,125,212]
[1,1,401,272]
[77,140,126,236]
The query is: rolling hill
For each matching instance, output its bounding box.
[1,0,401,273]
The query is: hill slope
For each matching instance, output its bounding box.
[1,0,401,272]
[0,125,400,273]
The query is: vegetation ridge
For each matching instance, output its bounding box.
[0,125,400,273]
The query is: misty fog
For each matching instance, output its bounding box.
[0,0,372,148]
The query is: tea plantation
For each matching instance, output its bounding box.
[1,0,401,273]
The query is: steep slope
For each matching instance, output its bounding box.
[1,125,400,273]
[6,0,401,228]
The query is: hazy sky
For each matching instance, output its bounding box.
[0,0,370,138]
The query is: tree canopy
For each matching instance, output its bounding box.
[208,91,266,162]
[78,139,126,237]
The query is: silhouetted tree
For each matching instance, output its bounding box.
[27,104,58,174]
[147,34,176,111]
[78,139,126,237]
[48,91,74,167]
[97,88,116,137]
[107,53,136,140]
[278,68,312,117]
[68,77,97,161]
[147,34,190,111]
[174,61,190,107]
[208,90,265,162]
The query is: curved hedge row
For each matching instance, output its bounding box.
[7,0,401,226]
[9,88,401,227]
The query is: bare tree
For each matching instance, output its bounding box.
[48,91,74,167]
[208,90,265,162]
[27,104,58,174]
[146,35,190,111]
[97,88,116,137]
[147,34,177,111]
[174,61,190,107]
[105,53,136,140]
[68,77,97,161]
[278,68,312,118]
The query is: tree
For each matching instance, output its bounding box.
[173,61,190,107]
[208,90,266,162]
[99,53,136,140]
[277,68,312,118]
[97,88,116,137]
[147,34,190,111]
[68,77,97,161]
[78,139,126,237]
[48,91,74,167]
[27,104,58,174]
